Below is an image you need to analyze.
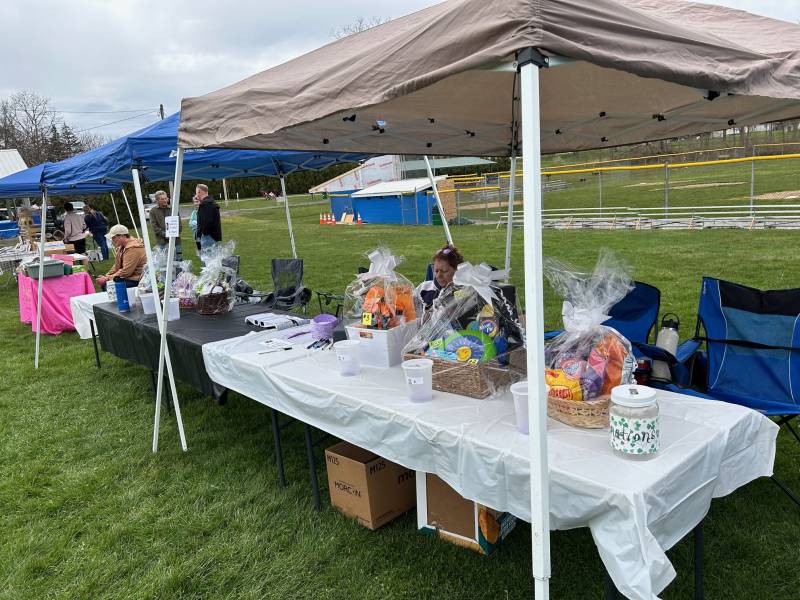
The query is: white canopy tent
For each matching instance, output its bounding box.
[173,1,800,597]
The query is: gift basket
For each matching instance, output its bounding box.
[173,260,198,308]
[137,246,168,300]
[543,250,637,428]
[195,241,238,315]
[343,247,418,367]
[403,262,525,399]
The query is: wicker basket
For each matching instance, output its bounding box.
[196,290,230,315]
[404,348,524,399]
[547,395,610,429]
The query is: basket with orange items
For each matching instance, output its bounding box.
[543,251,637,428]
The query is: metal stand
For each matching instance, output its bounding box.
[89,320,102,369]
[270,409,288,487]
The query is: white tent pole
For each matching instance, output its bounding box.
[34,189,48,369]
[279,174,297,259]
[109,193,120,224]
[503,152,518,280]
[131,167,187,453]
[222,178,230,207]
[153,150,188,453]
[121,188,140,238]
[423,155,453,245]
[520,51,551,599]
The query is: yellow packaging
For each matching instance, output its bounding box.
[545,368,583,402]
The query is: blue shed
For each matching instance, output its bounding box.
[330,177,446,225]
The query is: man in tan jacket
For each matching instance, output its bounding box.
[95,224,147,290]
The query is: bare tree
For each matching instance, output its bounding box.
[331,16,390,39]
[6,91,59,165]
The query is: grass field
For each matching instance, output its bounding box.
[1,198,799,599]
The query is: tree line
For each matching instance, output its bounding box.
[0,91,107,166]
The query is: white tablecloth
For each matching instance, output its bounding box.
[202,330,777,600]
[69,292,108,339]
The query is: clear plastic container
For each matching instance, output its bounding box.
[609,384,659,460]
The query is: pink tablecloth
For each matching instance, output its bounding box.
[18,272,95,334]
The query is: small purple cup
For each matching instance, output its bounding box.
[311,313,338,340]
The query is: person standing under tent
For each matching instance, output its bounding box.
[195,183,221,250]
[62,202,88,254]
[95,225,147,291]
[149,190,183,259]
[188,195,201,251]
[83,202,109,260]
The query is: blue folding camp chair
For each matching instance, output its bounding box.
[649,277,800,506]
[545,281,661,350]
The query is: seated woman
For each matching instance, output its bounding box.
[416,244,464,308]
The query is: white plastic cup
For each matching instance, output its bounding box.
[126,286,138,307]
[401,358,434,402]
[140,293,156,314]
[333,340,361,376]
[510,381,529,434]
[167,297,180,321]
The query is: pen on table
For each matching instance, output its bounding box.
[258,347,292,355]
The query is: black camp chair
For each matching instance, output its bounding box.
[262,258,312,313]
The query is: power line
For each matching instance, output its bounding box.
[8,108,154,115]
[74,111,156,133]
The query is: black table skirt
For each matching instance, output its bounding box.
[93,301,277,399]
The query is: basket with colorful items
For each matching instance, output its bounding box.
[404,262,525,399]
[343,247,418,367]
[543,250,637,428]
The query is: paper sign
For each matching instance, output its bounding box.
[165,216,180,238]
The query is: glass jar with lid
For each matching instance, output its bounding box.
[609,384,659,460]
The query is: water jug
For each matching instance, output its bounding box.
[114,278,131,313]
[651,314,679,381]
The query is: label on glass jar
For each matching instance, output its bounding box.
[610,415,660,456]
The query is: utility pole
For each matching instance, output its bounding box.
[159,104,165,120]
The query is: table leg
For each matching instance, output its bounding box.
[694,521,704,600]
[89,320,101,369]
[271,409,287,488]
[304,424,321,511]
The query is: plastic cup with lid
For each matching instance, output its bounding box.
[401,358,434,402]
[333,339,361,376]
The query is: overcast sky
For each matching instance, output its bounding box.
[1,0,797,139]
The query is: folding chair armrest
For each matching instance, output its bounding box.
[676,338,702,364]
[632,342,678,364]
[544,329,563,341]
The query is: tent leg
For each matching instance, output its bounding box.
[222,178,230,207]
[520,50,551,600]
[423,156,453,245]
[304,424,321,511]
[109,193,120,224]
[34,189,48,369]
[121,188,140,238]
[504,153,518,280]
[271,409,287,487]
[132,166,187,452]
[280,175,297,259]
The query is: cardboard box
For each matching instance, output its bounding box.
[345,319,419,368]
[417,472,517,555]
[325,441,416,530]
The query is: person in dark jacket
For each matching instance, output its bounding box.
[195,183,221,250]
[416,244,465,308]
[83,202,109,260]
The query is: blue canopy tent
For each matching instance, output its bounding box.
[0,162,121,198]
[41,112,371,452]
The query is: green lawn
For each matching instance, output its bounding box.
[2,200,799,599]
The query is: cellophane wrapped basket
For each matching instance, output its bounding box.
[344,247,417,329]
[137,246,167,300]
[173,260,198,308]
[543,250,637,428]
[403,262,525,399]
[195,241,237,315]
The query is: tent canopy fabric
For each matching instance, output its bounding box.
[178,0,800,156]
[0,163,121,199]
[43,113,371,187]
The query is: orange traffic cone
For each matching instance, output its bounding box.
[326,212,332,224]
[331,212,337,225]
[319,213,324,225]
[357,213,363,225]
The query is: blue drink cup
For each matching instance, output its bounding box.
[114,279,131,312]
